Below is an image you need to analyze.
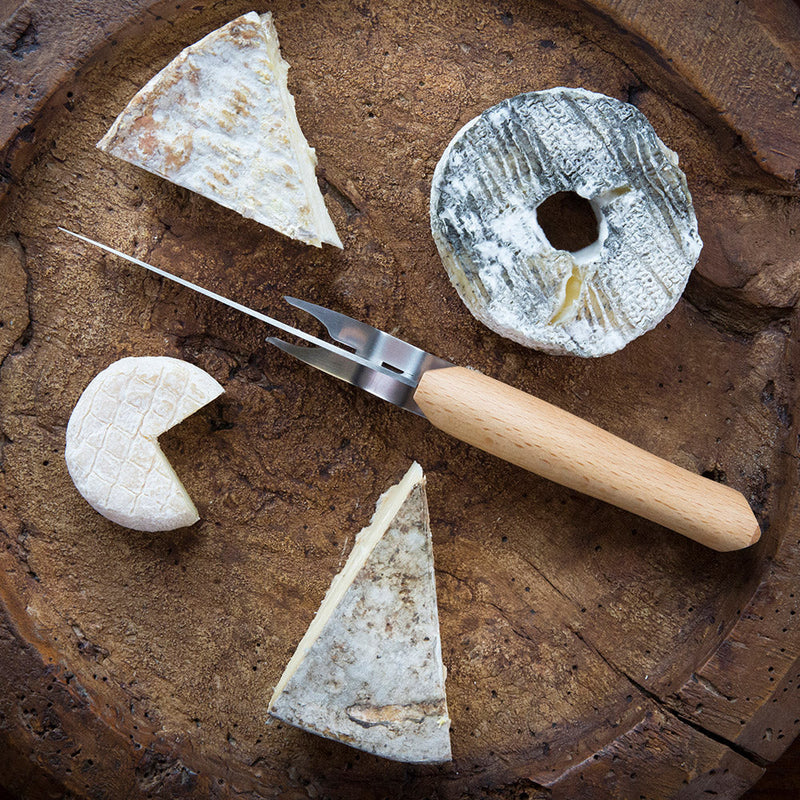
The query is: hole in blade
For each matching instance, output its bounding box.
[381,361,404,374]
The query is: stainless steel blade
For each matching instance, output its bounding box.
[267,336,428,415]
[283,296,451,382]
[59,228,324,347]
[58,227,436,414]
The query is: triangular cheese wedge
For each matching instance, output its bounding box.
[268,462,451,764]
[97,12,342,248]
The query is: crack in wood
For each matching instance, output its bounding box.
[684,272,796,338]
[437,550,769,776]
[568,625,771,771]
[622,669,770,769]
[568,0,800,191]
[0,233,33,376]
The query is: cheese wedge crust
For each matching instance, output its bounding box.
[268,463,452,764]
[65,357,223,532]
[98,12,342,248]
[431,88,702,357]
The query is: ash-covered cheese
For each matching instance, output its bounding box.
[65,357,223,532]
[98,12,342,248]
[430,87,702,357]
[268,462,451,764]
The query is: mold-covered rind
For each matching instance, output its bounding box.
[431,88,702,357]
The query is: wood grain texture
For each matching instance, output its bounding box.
[743,735,800,799]
[568,0,800,186]
[0,0,155,195]
[0,0,799,798]
[415,366,760,551]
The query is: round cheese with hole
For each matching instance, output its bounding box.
[65,357,224,532]
[430,87,702,357]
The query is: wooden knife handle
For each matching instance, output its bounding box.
[414,366,760,551]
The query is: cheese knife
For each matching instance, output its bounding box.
[59,227,760,552]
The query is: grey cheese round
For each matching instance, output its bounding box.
[430,88,702,357]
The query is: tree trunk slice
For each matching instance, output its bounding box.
[1,0,799,797]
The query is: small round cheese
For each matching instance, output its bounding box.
[65,356,224,532]
[430,88,702,357]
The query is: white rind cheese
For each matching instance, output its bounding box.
[98,12,342,249]
[430,87,702,357]
[268,462,452,764]
[65,357,223,532]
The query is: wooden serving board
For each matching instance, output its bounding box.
[1,0,800,797]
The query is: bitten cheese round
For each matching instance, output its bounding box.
[65,357,224,532]
[430,88,702,357]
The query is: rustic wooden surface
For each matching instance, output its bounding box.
[743,735,800,799]
[1,0,799,798]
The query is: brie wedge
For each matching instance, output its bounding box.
[98,12,342,248]
[268,462,451,764]
[430,88,702,357]
[65,357,223,532]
